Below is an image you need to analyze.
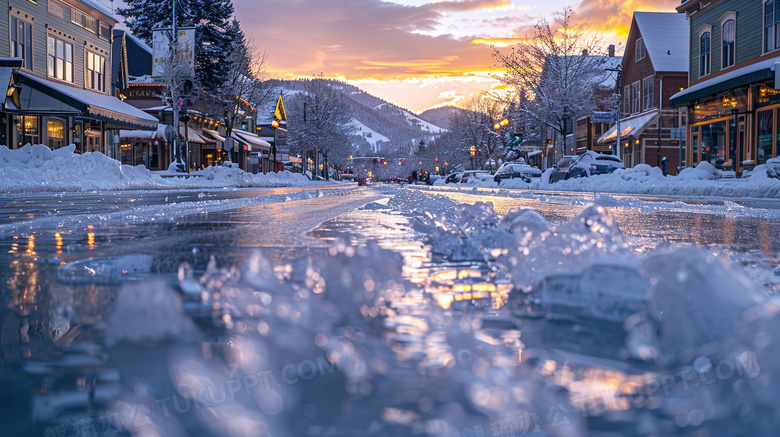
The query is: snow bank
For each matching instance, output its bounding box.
[0,144,172,193]
[0,144,342,194]
[442,160,780,198]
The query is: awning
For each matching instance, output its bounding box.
[670,56,780,107]
[120,123,167,140]
[202,129,226,143]
[15,71,158,130]
[0,67,13,110]
[597,109,659,144]
[232,130,271,152]
[180,126,215,144]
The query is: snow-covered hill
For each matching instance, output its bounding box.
[266,79,446,155]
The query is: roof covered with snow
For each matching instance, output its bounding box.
[634,12,689,73]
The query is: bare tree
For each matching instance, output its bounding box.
[493,8,614,157]
[286,77,356,174]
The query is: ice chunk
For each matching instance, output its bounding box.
[105,279,199,345]
[634,248,765,365]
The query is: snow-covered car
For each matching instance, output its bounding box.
[445,172,464,183]
[493,162,542,183]
[458,170,492,183]
[549,155,578,183]
[549,151,623,182]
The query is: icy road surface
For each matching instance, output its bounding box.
[2,184,780,437]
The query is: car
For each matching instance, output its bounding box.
[549,155,578,183]
[549,152,623,182]
[458,170,492,183]
[493,162,542,183]
[445,172,464,183]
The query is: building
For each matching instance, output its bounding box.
[671,0,780,174]
[597,12,689,174]
[0,0,156,153]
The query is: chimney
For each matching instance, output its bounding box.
[608,44,615,57]
[582,49,588,56]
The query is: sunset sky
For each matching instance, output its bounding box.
[116,0,684,113]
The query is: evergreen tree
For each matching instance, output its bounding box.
[117,0,235,91]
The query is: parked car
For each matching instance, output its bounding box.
[549,155,578,183]
[445,172,464,183]
[549,151,624,182]
[493,162,542,183]
[458,170,492,183]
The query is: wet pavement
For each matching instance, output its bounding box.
[1,184,779,436]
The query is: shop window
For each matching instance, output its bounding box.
[722,19,735,69]
[19,116,39,146]
[47,118,65,150]
[700,32,711,77]
[765,0,780,53]
[85,51,106,92]
[11,18,33,70]
[48,36,74,82]
[701,120,726,167]
[758,110,773,164]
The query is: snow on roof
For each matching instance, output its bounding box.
[18,71,158,128]
[670,54,780,103]
[75,0,115,20]
[634,12,689,72]
[123,31,153,56]
[597,109,659,143]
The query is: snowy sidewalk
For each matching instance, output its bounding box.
[0,144,345,194]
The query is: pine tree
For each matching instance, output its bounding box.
[117,0,235,91]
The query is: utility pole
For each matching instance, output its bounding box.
[607,65,623,160]
[170,0,180,167]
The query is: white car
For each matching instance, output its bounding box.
[457,170,492,183]
[493,162,542,183]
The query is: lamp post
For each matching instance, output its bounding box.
[271,119,279,172]
[470,145,476,169]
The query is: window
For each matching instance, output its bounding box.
[631,81,641,114]
[99,22,111,40]
[722,19,735,68]
[85,52,106,92]
[11,18,33,70]
[71,8,97,33]
[47,118,65,150]
[766,0,780,53]
[635,38,646,62]
[642,77,654,111]
[624,85,630,114]
[47,36,74,82]
[700,32,711,77]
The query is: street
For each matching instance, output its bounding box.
[1,185,780,436]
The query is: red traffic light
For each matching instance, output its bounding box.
[434,157,438,162]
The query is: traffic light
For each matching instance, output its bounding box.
[178,99,190,122]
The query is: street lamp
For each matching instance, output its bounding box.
[271,119,279,172]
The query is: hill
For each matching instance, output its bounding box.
[418,106,469,130]
[264,79,446,155]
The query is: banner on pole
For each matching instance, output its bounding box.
[152,27,196,80]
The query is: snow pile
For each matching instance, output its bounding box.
[0,144,341,193]
[0,144,171,193]
[440,160,780,198]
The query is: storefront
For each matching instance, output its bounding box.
[118,124,168,170]
[3,70,157,154]
[670,56,780,173]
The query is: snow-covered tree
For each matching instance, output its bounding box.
[117,0,234,91]
[492,8,613,151]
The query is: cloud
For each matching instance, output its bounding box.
[426,0,513,13]
[236,0,495,81]
[575,0,683,39]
